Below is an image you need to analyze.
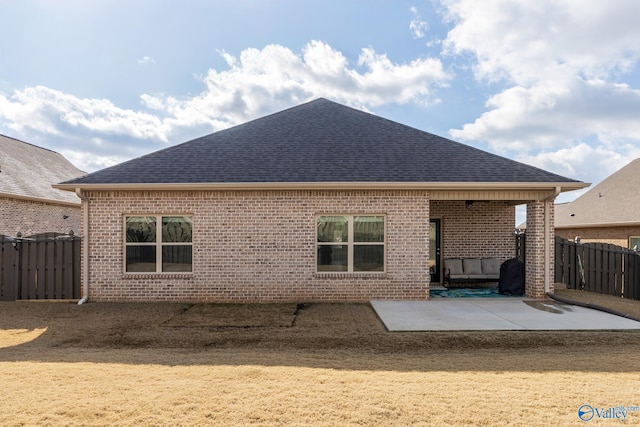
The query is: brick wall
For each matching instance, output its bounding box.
[431,200,515,262]
[0,196,81,237]
[556,226,640,248]
[84,190,431,302]
[525,201,555,298]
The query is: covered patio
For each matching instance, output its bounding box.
[428,189,561,299]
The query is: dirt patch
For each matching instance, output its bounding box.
[161,303,299,328]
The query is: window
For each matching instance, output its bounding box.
[125,215,193,273]
[630,237,640,252]
[317,215,385,273]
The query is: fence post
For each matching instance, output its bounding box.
[627,252,640,300]
[554,236,562,284]
[515,233,526,260]
[0,240,19,300]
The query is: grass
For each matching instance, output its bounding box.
[0,289,639,426]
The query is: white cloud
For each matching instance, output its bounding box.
[515,142,640,205]
[0,85,170,141]
[517,143,640,183]
[442,0,640,190]
[62,147,123,173]
[450,78,640,153]
[0,86,187,173]
[142,40,451,125]
[0,41,450,172]
[409,6,429,39]
[443,0,640,85]
[137,56,156,65]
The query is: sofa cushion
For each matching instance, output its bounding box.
[444,259,464,276]
[462,258,483,275]
[481,258,501,277]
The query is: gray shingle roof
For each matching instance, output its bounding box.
[1,134,84,204]
[60,98,582,187]
[556,158,640,227]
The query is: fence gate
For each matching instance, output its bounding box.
[0,234,81,301]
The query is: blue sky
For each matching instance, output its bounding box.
[2,0,640,210]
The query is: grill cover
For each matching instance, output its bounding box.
[498,258,525,296]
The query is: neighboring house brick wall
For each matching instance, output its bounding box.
[431,200,515,261]
[0,196,81,237]
[556,226,640,248]
[84,190,431,302]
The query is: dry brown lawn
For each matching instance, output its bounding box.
[1,289,639,426]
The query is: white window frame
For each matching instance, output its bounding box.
[124,214,193,274]
[316,214,386,273]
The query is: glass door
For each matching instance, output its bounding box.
[429,219,441,283]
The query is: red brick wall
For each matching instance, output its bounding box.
[84,190,431,302]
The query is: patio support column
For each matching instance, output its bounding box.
[425,195,431,299]
[525,200,555,298]
[76,188,90,303]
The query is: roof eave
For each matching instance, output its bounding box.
[0,191,81,207]
[54,181,589,193]
[556,220,640,229]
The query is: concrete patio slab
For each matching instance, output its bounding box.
[371,299,640,331]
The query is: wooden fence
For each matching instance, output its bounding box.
[0,234,81,301]
[554,236,640,300]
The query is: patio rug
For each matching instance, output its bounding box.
[430,287,514,298]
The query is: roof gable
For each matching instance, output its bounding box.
[60,98,583,189]
[556,158,640,227]
[1,134,84,204]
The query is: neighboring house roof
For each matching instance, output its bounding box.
[1,134,84,205]
[57,98,585,192]
[556,158,640,228]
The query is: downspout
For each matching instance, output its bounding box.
[76,188,90,305]
[543,186,561,294]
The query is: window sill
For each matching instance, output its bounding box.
[314,272,386,279]
[122,272,194,279]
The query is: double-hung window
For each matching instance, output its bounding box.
[125,215,193,273]
[316,215,385,273]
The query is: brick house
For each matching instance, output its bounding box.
[1,134,84,238]
[56,99,586,303]
[555,158,640,249]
